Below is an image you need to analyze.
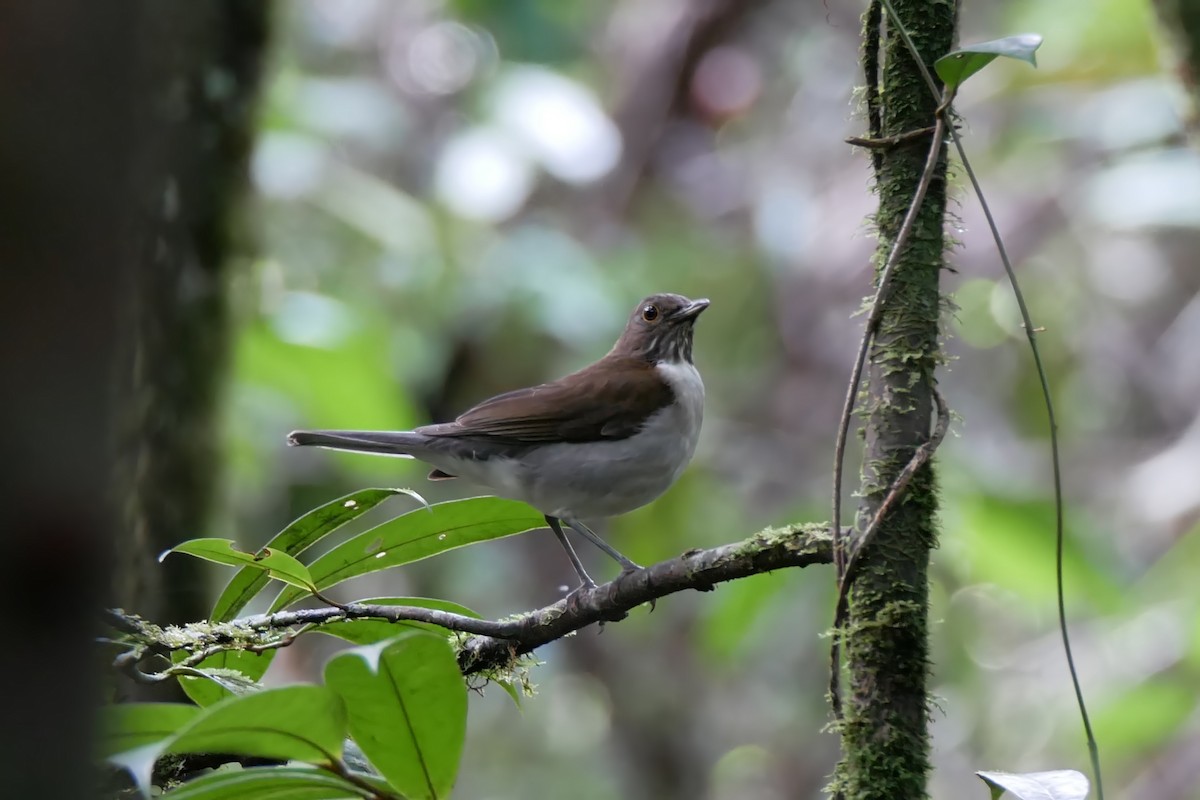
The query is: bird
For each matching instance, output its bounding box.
[288,292,709,591]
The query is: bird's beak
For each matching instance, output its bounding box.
[675,298,710,320]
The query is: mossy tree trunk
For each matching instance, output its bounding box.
[834,1,956,798]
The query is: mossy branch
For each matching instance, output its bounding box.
[108,523,834,683]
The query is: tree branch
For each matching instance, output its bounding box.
[458,523,832,674]
[107,524,833,681]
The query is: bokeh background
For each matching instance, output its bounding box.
[203,1,1200,797]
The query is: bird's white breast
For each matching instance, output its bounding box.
[655,359,705,436]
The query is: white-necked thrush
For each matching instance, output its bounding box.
[288,292,709,588]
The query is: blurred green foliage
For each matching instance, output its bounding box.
[196,0,1200,797]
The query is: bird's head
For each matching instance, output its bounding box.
[611,293,710,364]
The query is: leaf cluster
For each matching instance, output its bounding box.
[103,490,544,798]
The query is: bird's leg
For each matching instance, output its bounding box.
[546,515,596,590]
[563,519,642,573]
[560,518,651,616]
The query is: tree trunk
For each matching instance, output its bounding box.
[115,2,268,627]
[834,2,955,798]
[0,1,266,792]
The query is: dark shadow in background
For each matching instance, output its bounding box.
[0,2,266,796]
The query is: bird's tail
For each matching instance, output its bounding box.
[287,429,426,458]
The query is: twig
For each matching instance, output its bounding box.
[312,589,348,610]
[114,648,168,685]
[845,126,937,149]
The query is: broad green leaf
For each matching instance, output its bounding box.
[314,596,481,645]
[169,685,346,765]
[270,497,544,611]
[107,688,345,798]
[211,488,422,622]
[100,703,200,758]
[312,598,524,711]
[325,633,467,800]
[935,33,1042,90]
[976,770,1088,800]
[177,652,268,707]
[164,539,317,594]
[161,765,372,799]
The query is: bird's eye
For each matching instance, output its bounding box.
[641,304,659,322]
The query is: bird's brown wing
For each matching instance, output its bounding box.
[417,356,672,444]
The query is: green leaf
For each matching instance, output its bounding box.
[177,652,268,707]
[107,688,346,797]
[163,539,318,594]
[211,488,422,622]
[325,633,467,800]
[269,497,544,611]
[495,679,525,709]
[314,596,481,645]
[161,765,372,799]
[168,685,346,764]
[976,770,1089,800]
[935,33,1043,90]
[100,703,200,757]
[104,707,181,797]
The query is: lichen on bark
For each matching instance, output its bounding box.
[832,1,956,798]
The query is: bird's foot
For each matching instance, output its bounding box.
[565,579,595,595]
[562,579,596,610]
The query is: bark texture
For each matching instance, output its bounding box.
[834,2,955,798]
[0,2,266,790]
[116,2,268,626]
